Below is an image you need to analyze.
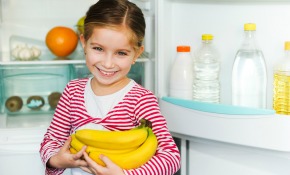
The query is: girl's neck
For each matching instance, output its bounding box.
[90,77,131,96]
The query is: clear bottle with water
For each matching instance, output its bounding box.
[192,34,220,103]
[169,45,193,100]
[232,23,267,108]
[273,41,290,115]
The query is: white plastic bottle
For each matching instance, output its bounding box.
[273,41,290,115]
[169,45,193,100]
[232,23,267,108]
[192,34,220,103]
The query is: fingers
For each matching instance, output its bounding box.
[83,152,100,174]
[82,153,124,175]
[94,154,125,175]
[72,146,88,167]
[83,152,103,169]
[80,166,93,173]
[72,145,87,160]
[99,154,112,167]
[76,159,88,167]
[62,136,72,150]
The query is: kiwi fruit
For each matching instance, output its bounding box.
[27,95,45,110]
[48,92,62,109]
[5,96,23,112]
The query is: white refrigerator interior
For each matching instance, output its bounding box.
[1,0,290,175]
[0,1,94,174]
[156,0,290,175]
[0,0,154,175]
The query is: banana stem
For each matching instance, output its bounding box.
[140,119,152,128]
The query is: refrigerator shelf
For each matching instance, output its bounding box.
[162,97,275,115]
[0,54,150,65]
[160,97,290,152]
[0,113,52,129]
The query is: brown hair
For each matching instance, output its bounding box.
[83,0,146,50]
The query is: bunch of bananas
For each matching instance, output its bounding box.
[70,119,158,170]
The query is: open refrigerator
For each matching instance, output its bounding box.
[1,0,290,175]
[0,0,154,174]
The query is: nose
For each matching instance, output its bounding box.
[102,54,115,68]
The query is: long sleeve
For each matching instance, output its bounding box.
[40,78,99,175]
[39,82,73,175]
[123,91,181,175]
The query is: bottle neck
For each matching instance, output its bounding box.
[285,49,290,58]
[202,39,213,45]
[275,49,290,71]
[201,39,213,50]
[241,30,258,50]
[244,30,256,37]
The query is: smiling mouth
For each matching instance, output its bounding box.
[97,67,117,76]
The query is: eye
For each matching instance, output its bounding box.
[93,47,103,52]
[117,51,128,56]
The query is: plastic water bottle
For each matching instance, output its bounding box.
[273,41,290,115]
[192,34,220,103]
[232,23,267,108]
[169,46,193,100]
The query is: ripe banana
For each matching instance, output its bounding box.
[70,147,78,154]
[88,128,158,170]
[70,134,138,154]
[75,121,148,150]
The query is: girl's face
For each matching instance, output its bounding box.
[80,27,143,89]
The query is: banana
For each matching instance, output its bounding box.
[75,121,148,150]
[88,128,158,170]
[70,147,78,154]
[70,134,138,154]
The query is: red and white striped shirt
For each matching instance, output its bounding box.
[40,78,181,175]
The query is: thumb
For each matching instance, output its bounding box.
[62,136,72,150]
[99,154,113,166]
[99,155,123,171]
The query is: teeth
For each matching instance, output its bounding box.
[99,69,115,75]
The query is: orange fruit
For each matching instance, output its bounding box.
[46,26,78,57]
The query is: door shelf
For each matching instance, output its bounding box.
[160,97,290,152]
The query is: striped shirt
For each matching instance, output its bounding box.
[39,78,181,175]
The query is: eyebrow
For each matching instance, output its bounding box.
[89,42,133,52]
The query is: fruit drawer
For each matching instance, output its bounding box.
[0,64,73,115]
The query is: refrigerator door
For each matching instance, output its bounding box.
[160,97,290,175]
[0,127,46,175]
[156,0,290,175]
[0,125,73,175]
[156,0,290,107]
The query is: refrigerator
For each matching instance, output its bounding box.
[1,0,290,175]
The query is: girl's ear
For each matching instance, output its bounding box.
[133,45,144,64]
[79,34,86,49]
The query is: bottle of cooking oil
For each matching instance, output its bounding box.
[232,23,267,108]
[273,41,290,115]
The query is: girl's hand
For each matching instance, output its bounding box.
[47,136,88,169]
[82,152,125,175]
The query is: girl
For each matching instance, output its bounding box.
[40,0,181,174]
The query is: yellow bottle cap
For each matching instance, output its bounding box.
[285,41,290,50]
[202,34,213,40]
[244,23,256,31]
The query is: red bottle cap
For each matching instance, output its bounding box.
[177,46,190,52]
